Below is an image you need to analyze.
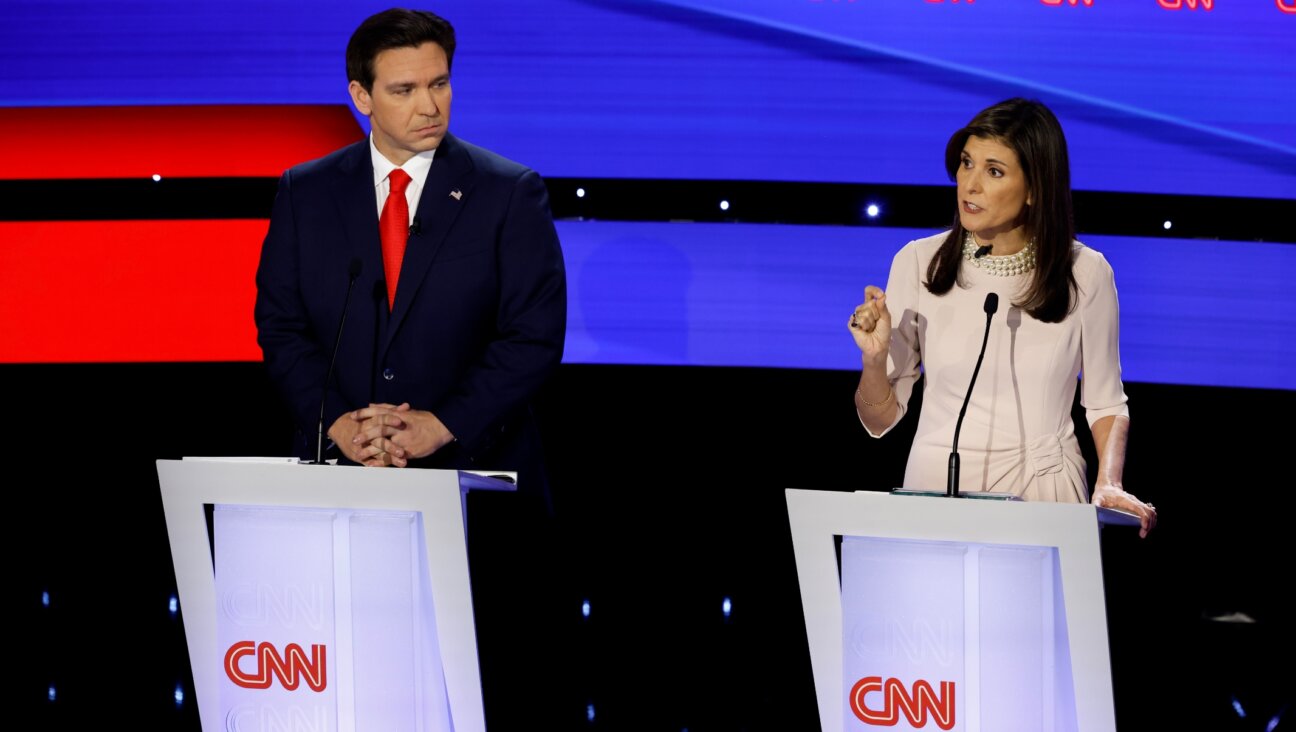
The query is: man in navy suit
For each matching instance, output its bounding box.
[254,8,566,489]
[255,10,568,724]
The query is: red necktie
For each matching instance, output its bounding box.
[380,168,412,309]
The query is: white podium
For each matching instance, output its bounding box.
[787,489,1135,732]
[157,458,512,732]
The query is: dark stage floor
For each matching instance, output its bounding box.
[10,363,1293,730]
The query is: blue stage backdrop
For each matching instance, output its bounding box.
[3,0,1292,198]
[558,222,1296,390]
[2,0,1293,389]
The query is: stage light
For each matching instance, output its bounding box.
[41,590,49,607]
[152,174,162,182]
[1232,695,1246,718]
[1163,220,1172,230]
[576,187,586,198]
[175,684,185,707]
[169,595,179,615]
[48,685,56,702]
[722,596,732,618]
[586,703,595,722]
[719,200,730,211]
[581,599,590,618]
[866,203,881,218]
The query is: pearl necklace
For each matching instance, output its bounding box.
[963,232,1036,277]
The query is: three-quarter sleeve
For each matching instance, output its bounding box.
[863,240,925,438]
[1078,249,1130,427]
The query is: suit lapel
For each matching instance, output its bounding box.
[385,134,476,348]
[330,141,384,296]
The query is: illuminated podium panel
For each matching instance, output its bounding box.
[787,490,1134,732]
[157,459,512,732]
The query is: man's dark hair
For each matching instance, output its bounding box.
[346,8,456,92]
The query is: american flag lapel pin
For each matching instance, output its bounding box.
[450,189,463,200]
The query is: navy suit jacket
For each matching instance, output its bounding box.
[254,134,566,488]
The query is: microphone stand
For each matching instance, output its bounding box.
[948,293,999,497]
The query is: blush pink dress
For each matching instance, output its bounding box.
[866,232,1129,502]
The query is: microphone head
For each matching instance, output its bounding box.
[984,293,999,315]
[348,258,363,280]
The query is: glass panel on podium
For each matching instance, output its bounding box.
[841,536,1078,732]
[214,505,451,732]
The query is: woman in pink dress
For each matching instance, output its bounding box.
[849,98,1157,537]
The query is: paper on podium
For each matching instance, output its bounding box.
[1096,506,1143,527]
[888,487,1022,501]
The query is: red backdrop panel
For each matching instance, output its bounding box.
[0,105,362,179]
[0,220,269,363]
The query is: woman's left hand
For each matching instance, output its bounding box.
[1092,484,1157,539]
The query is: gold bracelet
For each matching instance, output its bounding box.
[856,386,895,408]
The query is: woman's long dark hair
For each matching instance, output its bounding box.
[925,98,1077,323]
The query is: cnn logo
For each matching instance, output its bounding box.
[849,676,955,730]
[224,641,327,692]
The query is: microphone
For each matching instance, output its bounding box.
[974,245,993,258]
[315,258,363,465]
[948,292,999,497]
[409,217,421,236]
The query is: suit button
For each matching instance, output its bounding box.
[382,368,395,381]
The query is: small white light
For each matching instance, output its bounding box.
[175,684,185,706]
[722,596,732,618]
[1163,220,1172,230]
[48,685,56,702]
[41,591,50,607]
[581,599,590,618]
[586,703,595,722]
[169,595,179,615]
[576,188,586,198]
[866,204,880,218]
[719,200,730,211]
[1231,696,1246,718]
[151,174,162,182]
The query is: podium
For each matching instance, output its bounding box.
[787,489,1136,732]
[157,458,512,732]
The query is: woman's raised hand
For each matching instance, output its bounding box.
[849,285,891,362]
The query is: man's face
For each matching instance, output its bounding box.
[349,42,452,165]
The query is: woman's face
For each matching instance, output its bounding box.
[956,135,1032,247]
